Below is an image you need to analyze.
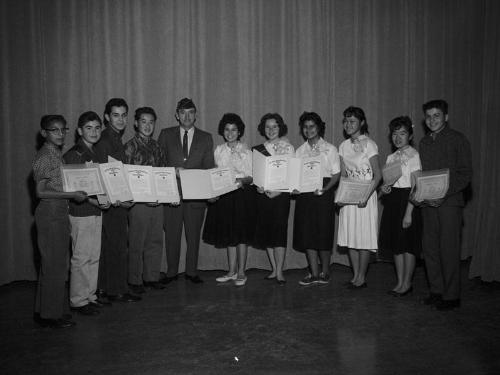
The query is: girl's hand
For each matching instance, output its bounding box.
[207,196,219,203]
[357,200,368,208]
[314,189,324,196]
[147,201,160,207]
[402,213,412,228]
[290,189,301,195]
[265,191,281,199]
[170,201,180,207]
[256,186,265,194]
[100,202,111,210]
[380,185,391,194]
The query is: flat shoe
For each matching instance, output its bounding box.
[234,276,248,287]
[108,293,141,302]
[276,279,287,285]
[216,273,237,283]
[185,274,204,284]
[264,275,276,280]
[395,286,413,297]
[348,282,367,289]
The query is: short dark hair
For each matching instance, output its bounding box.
[218,113,245,140]
[176,98,196,112]
[135,107,157,122]
[77,111,102,128]
[388,116,413,136]
[343,106,369,135]
[40,114,66,130]
[103,98,128,125]
[257,113,288,139]
[422,99,448,115]
[298,111,325,139]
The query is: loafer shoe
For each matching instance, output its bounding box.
[160,275,178,285]
[435,299,461,311]
[216,273,237,283]
[71,304,100,316]
[185,274,203,284]
[348,282,367,289]
[422,293,442,306]
[144,281,166,290]
[108,293,141,302]
[129,284,146,294]
[234,276,248,287]
[35,316,76,329]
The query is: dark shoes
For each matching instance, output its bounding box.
[422,293,443,306]
[185,274,203,284]
[108,293,142,302]
[71,304,100,316]
[348,282,367,289]
[389,286,413,297]
[160,275,178,285]
[129,284,146,294]
[34,314,76,329]
[144,281,166,290]
[435,299,461,311]
[96,290,112,306]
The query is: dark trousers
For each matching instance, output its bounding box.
[99,206,128,295]
[128,204,163,284]
[34,201,70,319]
[163,201,206,277]
[421,205,463,300]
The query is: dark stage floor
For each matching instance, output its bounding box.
[1,262,499,375]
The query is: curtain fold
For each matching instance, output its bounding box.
[1,0,498,285]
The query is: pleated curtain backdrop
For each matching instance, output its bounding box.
[1,0,499,284]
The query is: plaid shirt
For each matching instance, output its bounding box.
[419,124,472,206]
[124,134,166,167]
[32,142,66,204]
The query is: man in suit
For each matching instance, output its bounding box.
[158,98,215,284]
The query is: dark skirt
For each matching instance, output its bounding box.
[293,178,335,252]
[379,187,422,257]
[252,188,291,249]
[202,184,256,248]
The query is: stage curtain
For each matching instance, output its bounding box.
[1,0,498,284]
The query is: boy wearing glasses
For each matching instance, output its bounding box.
[32,115,88,328]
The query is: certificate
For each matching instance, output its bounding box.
[98,161,133,203]
[288,156,322,193]
[334,177,375,205]
[124,165,155,202]
[411,169,449,202]
[153,167,180,203]
[179,168,238,199]
[61,164,105,196]
[252,150,290,191]
[382,161,403,186]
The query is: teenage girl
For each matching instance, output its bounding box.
[337,106,381,288]
[379,116,422,296]
[202,113,254,286]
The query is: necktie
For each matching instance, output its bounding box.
[183,130,188,161]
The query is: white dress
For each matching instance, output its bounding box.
[337,135,379,251]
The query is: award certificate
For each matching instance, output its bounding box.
[98,161,133,203]
[124,165,155,202]
[61,164,104,196]
[153,167,180,203]
[288,156,322,193]
[252,150,290,191]
[179,168,238,199]
[334,177,375,205]
[382,161,403,186]
[411,169,449,202]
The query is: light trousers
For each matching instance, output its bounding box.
[69,215,102,307]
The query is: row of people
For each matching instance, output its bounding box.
[31,98,471,328]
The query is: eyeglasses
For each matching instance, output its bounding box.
[45,128,70,135]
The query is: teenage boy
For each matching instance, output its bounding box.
[64,111,110,315]
[97,98,140,303]
[158,98,215,284]
[418,99,472,310]
[32,115,87,328]
[124,107,166,293]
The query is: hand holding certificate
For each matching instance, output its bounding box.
[335,177,375,205]
[179,168,238,199]
[410,169,449,202]
[61,164,105,196]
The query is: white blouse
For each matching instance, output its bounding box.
[295,138,340,178]
[339,135,378,181]
[214,142,252,178]
[385,146,421,188]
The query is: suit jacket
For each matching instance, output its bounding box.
[157,125,215,200]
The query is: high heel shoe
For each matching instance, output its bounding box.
[395,286,413,297]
